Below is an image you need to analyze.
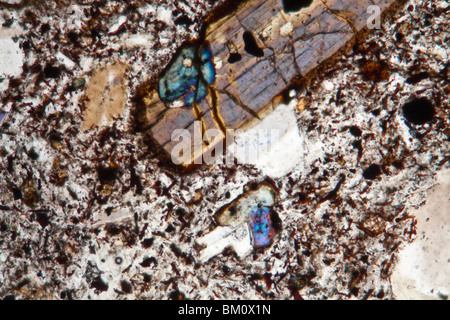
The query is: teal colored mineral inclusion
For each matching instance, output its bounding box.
[158,44,215,106]
[249,206,277,248]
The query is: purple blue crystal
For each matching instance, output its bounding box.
[249,206,277,248]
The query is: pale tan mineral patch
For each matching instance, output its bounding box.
[82,62,128,130]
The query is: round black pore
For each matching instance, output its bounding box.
[402,97,435,125]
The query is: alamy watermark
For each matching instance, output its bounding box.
[67,4,83,29]
[367,5,382,30]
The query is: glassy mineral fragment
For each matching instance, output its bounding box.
[391,168,450,300]
[197,224,253,263]
[197,182,280,262]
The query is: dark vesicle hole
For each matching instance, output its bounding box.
[362,164,382,180]
[48,132,62,147]
[352,140,363,159]
[423,13,433,27]
[243,31,264,57]
[40,23,50,34]
[67,31,79,43]
[65,290,74,300]
[140,257,157,267]
[36,212,50,228]
[350,287,360,297]
[395,32,404,42]
[27,148,39,160]
[249,182,259,190]
[249,273,263,282]
[143,274,151,282]
[281,89,293,104]
[97,166,118,183]
[120,280,133,294]
[282,0,313,13]
[406,72,429,85]
[105,224,121,236]
[16,278,31,289]
[392,160,404,170]
[168,290,185,300]
[402,97,435,125]
[352,140,362,149]
[170,243,183,257]
[371,108,381,116]
[43,64,61,78]
[105,206,114,216]
[165,223,176,233]
[228,52,242,63]
[295,192,307,201]
[90,277,109,292]
[56,254,69,265]
[130,166,143,195]
[71,216,80,224]
[2,18,14,28]
[12,187,23,200]
[270,210,282,232]
[222,265,232,275]
[175,15,193,26]
[175,207,186,217]
[349,125,362,137]
[22,243,32,256]
[141,237,154,248]
[21,41,31,50]
[360,255,369,264]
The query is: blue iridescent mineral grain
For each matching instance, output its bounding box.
[213,183,280,252]
[158,43,215,107]
[249,205,277,248]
